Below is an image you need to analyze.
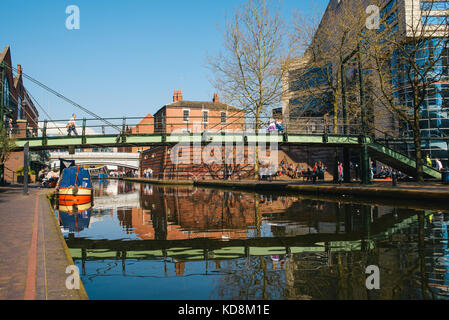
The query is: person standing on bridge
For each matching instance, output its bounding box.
[67,113,78,136]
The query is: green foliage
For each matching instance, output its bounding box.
[0,126,16,164]
[16,166,35,176]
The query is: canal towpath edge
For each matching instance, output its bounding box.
[0,186,89,300]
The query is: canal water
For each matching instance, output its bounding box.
[57,180,449,300]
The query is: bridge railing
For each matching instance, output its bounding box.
[283,117,362,135]
[11,115,367,141]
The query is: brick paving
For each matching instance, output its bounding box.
[0,186,88,300]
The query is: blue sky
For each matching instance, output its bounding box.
[1,0,328,121]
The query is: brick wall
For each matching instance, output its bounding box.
[140,144,349,181]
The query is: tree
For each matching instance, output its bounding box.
[366,0,449,182]
[0,126,16,184]
[207,0,291,178]
[289,0,370,134]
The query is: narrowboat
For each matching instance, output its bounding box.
[56,166,93,206]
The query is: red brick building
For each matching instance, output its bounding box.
[1,46,39,133]
[1,46,40,183]
[118,113,154,154]
[153,90,245,134]
[141,91,256,180]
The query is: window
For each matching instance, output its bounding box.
[221,111,227,124]
[421,1,449,11]
[3,77,9,110]
[183,109,190,122]
[202,110,209,124]
[422,16,448,25]
[202,110,209,129]
[18,95,22,119]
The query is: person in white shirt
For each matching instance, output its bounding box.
[435,158,443,171]
[67,113,78,136]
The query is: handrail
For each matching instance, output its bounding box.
[3,166,16,183]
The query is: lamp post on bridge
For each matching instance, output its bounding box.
[357,43,371,185]
[340,43,371,185]
[340,49,356,183]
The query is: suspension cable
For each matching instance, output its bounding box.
[0,77,64,136]
[2,62,122,132]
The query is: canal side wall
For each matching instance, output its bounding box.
[45,194,89,300]
[139,145,344,181]
[122,177,449,204]
[194,180,449,202]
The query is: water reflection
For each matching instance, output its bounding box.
[58,203,92,233]
[55,180,449,300]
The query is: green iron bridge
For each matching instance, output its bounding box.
[12,117,443,180]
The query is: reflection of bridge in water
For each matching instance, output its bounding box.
[66,208,431,263]
[93,192,139,210]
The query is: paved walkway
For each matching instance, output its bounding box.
[0,186,88,300]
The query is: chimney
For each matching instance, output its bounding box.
[213,93,220,103]
[173,90,183,102]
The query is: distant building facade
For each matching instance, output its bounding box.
[1,45,43,183]
[141,91,254,180]
[1,45,39,135]
[282,0,449,167]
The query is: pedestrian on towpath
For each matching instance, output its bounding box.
[426,154,432,167]
[338,162,344,184]
[436,158,443,171]
[7,119,13,137]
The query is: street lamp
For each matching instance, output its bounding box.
[340,42,370,184]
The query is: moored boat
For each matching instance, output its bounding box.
[56,166,93,206]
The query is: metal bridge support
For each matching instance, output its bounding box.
[42,120,48,146]
[121,117,127,144]
[23,142,29,195]
[82,118,87,145]
[361,140,371,185]
[333,147,339,183]
[343,147,351,183]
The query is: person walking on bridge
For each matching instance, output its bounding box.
[67,113,78,136]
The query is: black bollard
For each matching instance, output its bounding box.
[392,170,397,187]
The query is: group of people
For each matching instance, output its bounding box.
[268,119,284,133]
[275,160,327,183]
[426,154,445,172]
[143,168,154,178]
[108,170,138,178]
[37,166,60,187]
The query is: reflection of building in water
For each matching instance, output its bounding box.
[113,187,298,241]
[115,185,411,242]
[423,212,449,298]
[281,211,449,300]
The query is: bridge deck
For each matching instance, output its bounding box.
[14,132,442,180]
